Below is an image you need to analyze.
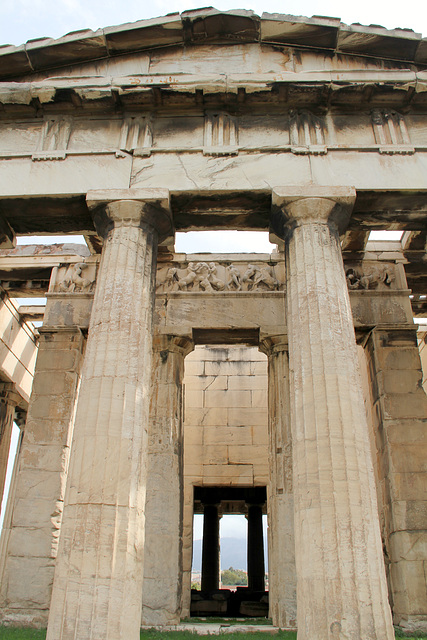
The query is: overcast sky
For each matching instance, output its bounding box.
[1,0,426,47]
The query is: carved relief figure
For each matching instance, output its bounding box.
[242,264,257,288]
[208,262,225,290]
[195,262,213,291]
[226,265,242,290]
[58,263,95,293]
[346,266,394,290]
[253,265,279,290]
[177,262,198,289]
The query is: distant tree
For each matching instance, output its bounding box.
[221,567,248,586]
[191,582,201,590]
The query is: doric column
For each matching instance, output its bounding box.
[272,186,394,640]
[364,326,427,633]
[46,189,173,640]
[201,502,220,592]
[0,383,20,511]
[260,336,296,627]
[141,334,194,626]
[247,504,265,592]
[0,327,85,627]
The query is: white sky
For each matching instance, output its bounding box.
[0,0,426,47]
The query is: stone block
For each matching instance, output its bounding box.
[4,556,54,608]
[22,417,71,445]
[389,443,427,473]
[184,361,205,376]
[184,407,228,426]
[228,408,267,427]
[204,389,252,408]
[15,469,63,502]
[383,394,427,419]
[385,420,427,445]
[390,472,427,501]
[228,444,267,464]
[203,425,252,446]
[204,360,253,376]
[36,348,81,372]
[20,444,67,472]
[202,463,253,483]
[228,375,267,390]
[252,389,268,407]
[12,497,60,528]
[188,375,228,390]
[185,388,204,408]
[390,559,427,616]
[32,371,77,397]
[7,526,53,558]
[380,370,424,395]
[202,445,228,465]
[389,531,427,562]
[391,500,427,531]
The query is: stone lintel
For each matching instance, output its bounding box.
[271,185,357,238]
[86,188,173,243]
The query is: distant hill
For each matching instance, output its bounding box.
[192,535,268,572]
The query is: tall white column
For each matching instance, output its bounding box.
[142,334,193,626]
[46,189,173,640]
[272,186,394,640]
[260,336,296,628]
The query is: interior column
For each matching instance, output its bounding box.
[142,334,194,626]
[46,189,173,640]
[0,383,20,511]
[247,503,265,591]
[260,336,296,627]
[272,186,394,640]
[201,502,220,592]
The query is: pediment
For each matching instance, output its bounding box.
[0,8,426,83]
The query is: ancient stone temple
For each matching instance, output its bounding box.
[0,8,426,640]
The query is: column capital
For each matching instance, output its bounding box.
[152,334,194,358]
[271,186,356,239]
[0,382,21,408]
[259,334,288,357]
[86,188,174,243]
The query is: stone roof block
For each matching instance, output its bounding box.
[0,8,426,80]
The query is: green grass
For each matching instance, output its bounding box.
[0,627,426,640]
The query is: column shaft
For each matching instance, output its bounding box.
[47,192,172,640]
[0,383,20,510]
[141,335,193,626]
[201,504,220,591]
[261,338,296,627]
[274,187,394,640]
[0,328,84,627]
[247,504,265,591]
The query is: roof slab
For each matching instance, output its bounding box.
[0,8,426,82]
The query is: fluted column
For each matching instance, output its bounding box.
[272,186,394,640]
[0,383,20,512]
[46,189,173,640]
[201,502,220,592]
[260,336,296,628]
[141,334,194,626]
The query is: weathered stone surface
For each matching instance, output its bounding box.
[0,327,84,628]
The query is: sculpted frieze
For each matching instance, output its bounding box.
[157,259,284,293]
[345,262,397,291]
[50,261,97,293]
